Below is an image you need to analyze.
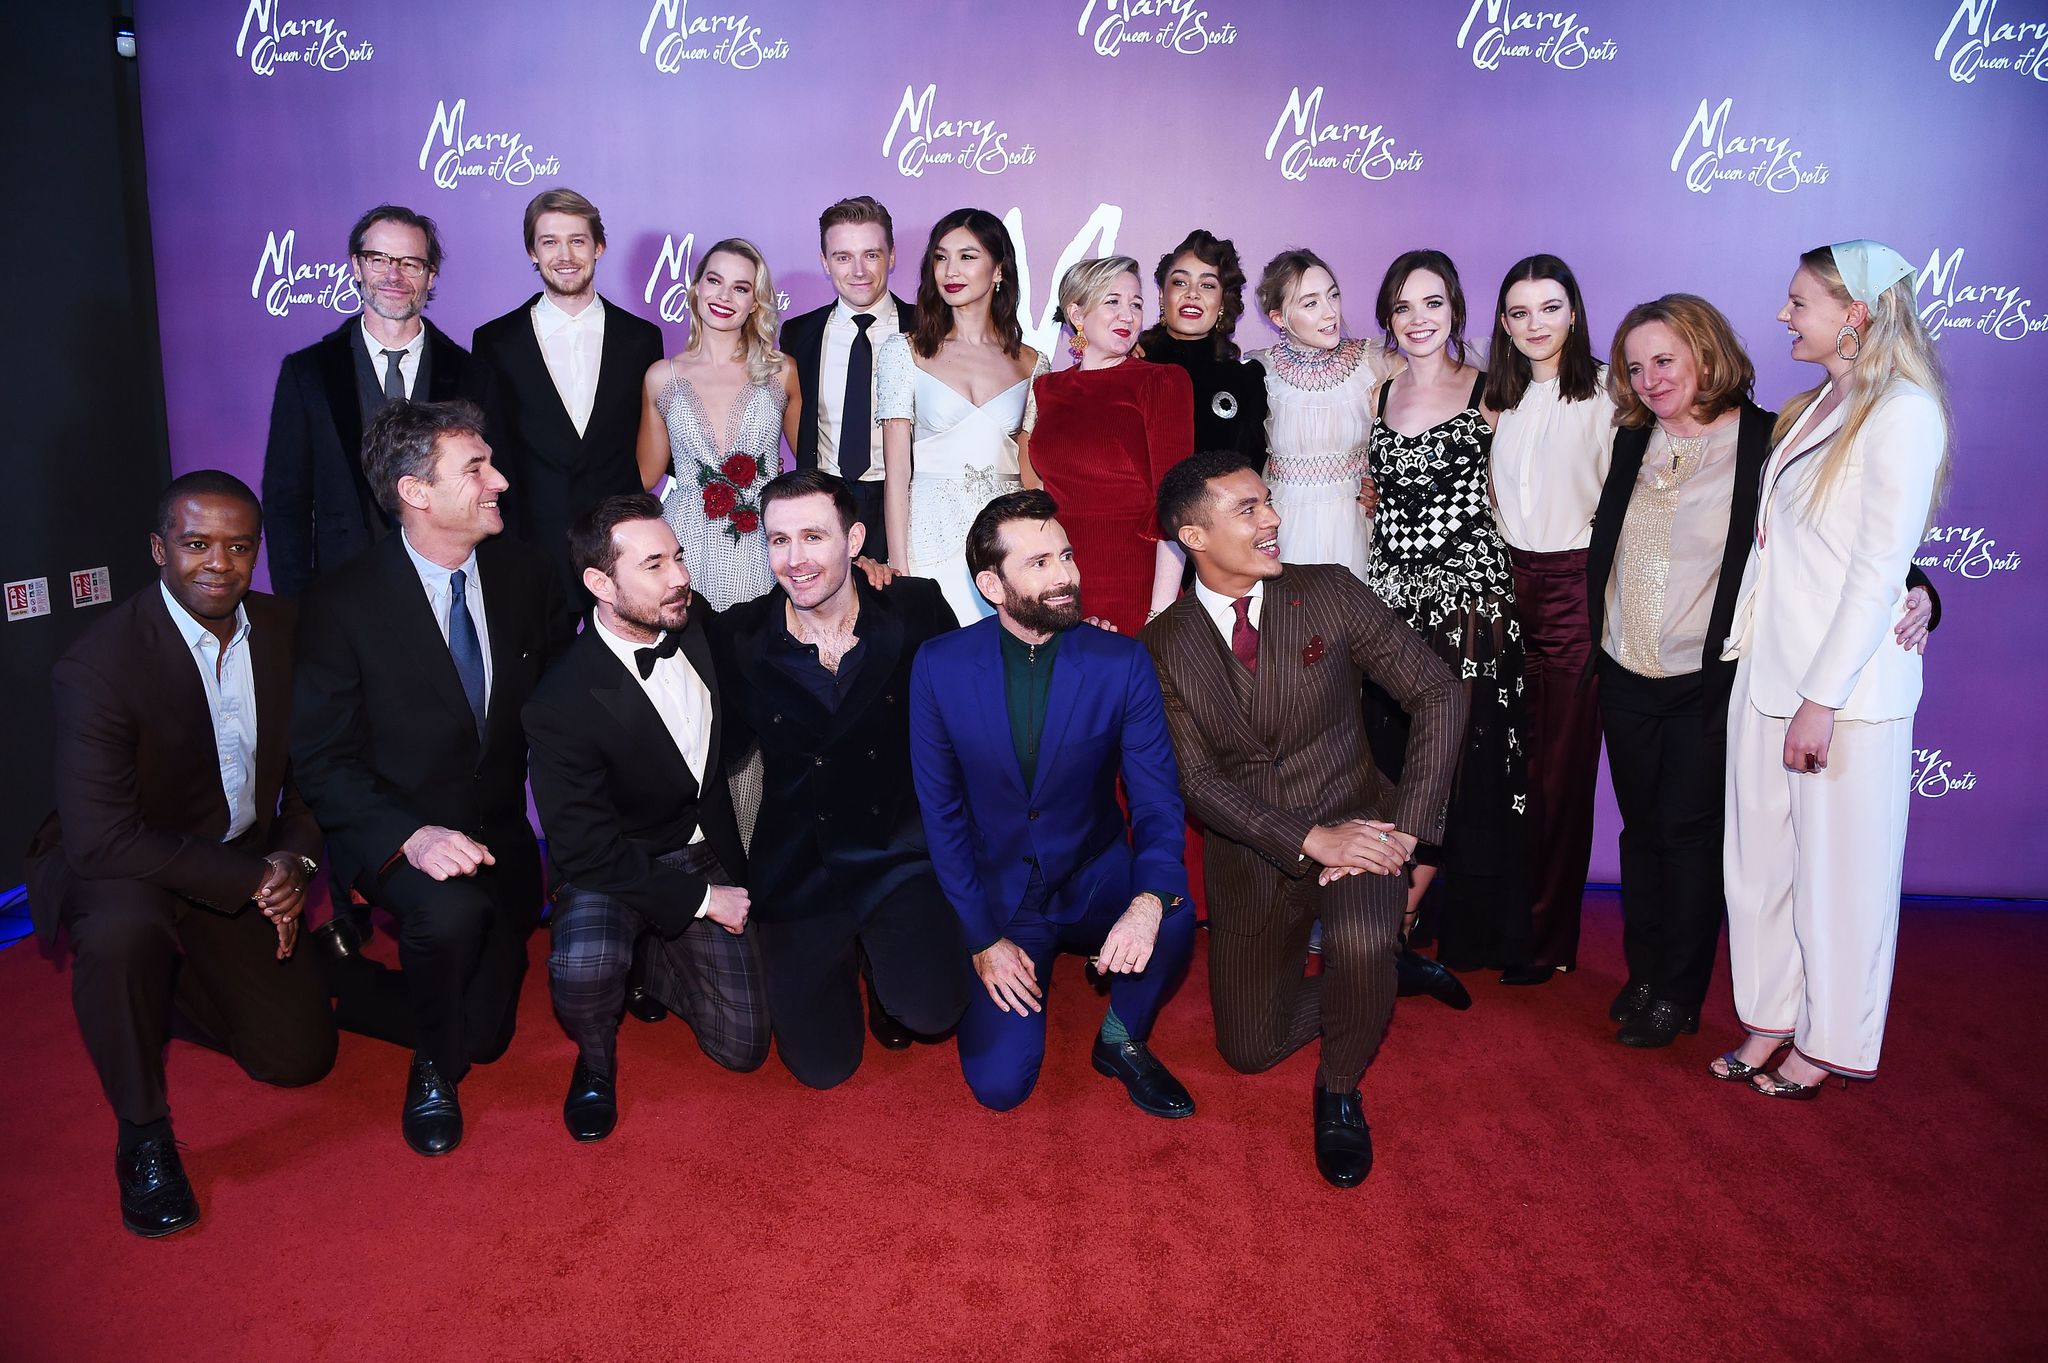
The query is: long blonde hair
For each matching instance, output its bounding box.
[1773,246,1952,517]
[685,236,784,385]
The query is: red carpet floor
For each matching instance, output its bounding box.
[1,891,2043,1362]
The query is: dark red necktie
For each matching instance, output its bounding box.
[1231,596,1259,674]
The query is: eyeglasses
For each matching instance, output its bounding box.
[356,250,431,279]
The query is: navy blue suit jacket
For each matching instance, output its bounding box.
[909,617,1187,953]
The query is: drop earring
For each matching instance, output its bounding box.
[1067,329,1087,362]
[1835,325,1861,362]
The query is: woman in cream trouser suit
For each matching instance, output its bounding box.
[1715,240,1950,1097]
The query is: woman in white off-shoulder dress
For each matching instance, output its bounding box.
[877,209,1047,621]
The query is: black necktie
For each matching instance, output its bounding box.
[381,348,406,403]
[634,630,684,680]
[840,313,876,481]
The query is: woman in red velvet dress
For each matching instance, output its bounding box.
[1023,255,1195,634]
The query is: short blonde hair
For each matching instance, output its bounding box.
[1607,293,1754,430]
[686,237,784,386]
[1057,255,1142,331]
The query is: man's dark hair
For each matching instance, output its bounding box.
[347,203,445,300]
[569,493,666,578]
[1156,450,1256,542]
[966,488,1059,579]
[154,469,262,541]
[760,468,858,531]
[361,398,487,516]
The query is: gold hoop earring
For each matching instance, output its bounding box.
[1835,325,1861,362]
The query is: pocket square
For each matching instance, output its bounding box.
[1302,634,1326,666]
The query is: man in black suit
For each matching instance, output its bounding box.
[292,399,572,1155]
[712,470,968,1088]
[471,189,666,611]
[26,471,336,1237]
[524,495,767,1141]
[260,203,491,599]
[778,196,910,562]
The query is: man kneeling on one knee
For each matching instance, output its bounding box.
[910,490,1196,1116]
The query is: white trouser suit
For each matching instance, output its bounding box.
[1720,378,1944,1077]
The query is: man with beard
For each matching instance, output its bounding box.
[909,490,1196,1116]
[471,189,665,611]
[710,470,967,1089]
[522,496,765,1141]
[262,204,491,598]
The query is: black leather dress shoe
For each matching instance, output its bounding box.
[1617,999,1701,1048]
[313,915,364,965]
[117,1136,199,1238]
[1609,980,1653,1023]
[1396,948,1473,1010]
[866,977,914,1051]
[1091,1037,1194,1118]
[402,1054,463,1156]
[1498,962,1554,986]
[1313,1082,1373,1188]
[563,1058,617,1142]
[623,986,668,1024]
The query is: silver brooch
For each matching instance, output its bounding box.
[1211,391,1239,420]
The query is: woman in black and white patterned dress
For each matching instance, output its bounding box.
[1366,249,1533,981]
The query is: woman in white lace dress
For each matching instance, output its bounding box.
[877,208,1046,621]
[634,236,796,611]
[1247,248,1402,581]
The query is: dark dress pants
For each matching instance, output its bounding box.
[1598,657,1724,1013]
[753,869,968,1090]
[849,478,888,565]
[1509,546,1603,971]
[63,877,337,1126]
[956,840,1196,1112]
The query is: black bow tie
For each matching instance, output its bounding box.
[633,630,684,679]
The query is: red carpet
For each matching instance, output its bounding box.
[2,892,2043,1362]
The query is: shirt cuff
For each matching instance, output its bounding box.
[693,885,711,919]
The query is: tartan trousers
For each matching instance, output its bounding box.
[547,844,769,1078]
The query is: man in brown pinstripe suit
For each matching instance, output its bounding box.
[1142,451,1466,1188]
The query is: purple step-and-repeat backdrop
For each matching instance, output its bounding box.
[138,1,2044,897]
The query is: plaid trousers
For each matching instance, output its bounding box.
[547,844,769,1078]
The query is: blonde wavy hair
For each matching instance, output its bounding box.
[685,237,784,385]
[1773,246,1953,518]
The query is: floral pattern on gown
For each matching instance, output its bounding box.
[657,362,785,612]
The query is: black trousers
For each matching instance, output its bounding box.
[848,478,888,565]
[63,877,337,1126]
[752,871,968,1090]
[1598,657,1725,1013]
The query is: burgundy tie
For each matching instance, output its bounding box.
[1231,596,1259,674]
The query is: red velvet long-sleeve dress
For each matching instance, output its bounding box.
[1027,358,1196,635]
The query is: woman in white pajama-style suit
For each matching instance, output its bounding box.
[1714,240,1951,1098]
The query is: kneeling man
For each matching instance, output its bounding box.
[911,490,1195,1115]
[524,496,767,1139]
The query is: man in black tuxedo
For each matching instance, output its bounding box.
[292,398,572,1155]
[524,495,767,1142]
[26,471,335,1238]
[778,196,910,562]
[261,203,491,599]
[471,188,666,611]
[712,470,968,1088]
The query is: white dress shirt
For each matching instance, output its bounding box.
[361,317,425,398]
[817,294,900,481]
[401,531,493,709]
[1192,575,1265,647]
[532,293,606,436]
[1489,372,1616,553]
[160,581,259,841]
[593,612,714,916]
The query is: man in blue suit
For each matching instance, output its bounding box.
[910,490,1195,1117]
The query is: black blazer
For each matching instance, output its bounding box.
[1585,400,1937,739]
[780,294,913,469]
[523,606,745,935]
[26,588,320,944]
[289,532,572,892]
[260,316,490,598]
[712,574,957,921]
[470,294,666,603]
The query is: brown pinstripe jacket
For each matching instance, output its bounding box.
[1141,563,1466,931]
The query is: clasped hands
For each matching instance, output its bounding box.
[253,851,311,959]
[972,893,1163,1016]
[1302,819,1416,885]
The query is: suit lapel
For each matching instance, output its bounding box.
[591,637,700,800]
[585,293,637,451]
[248,597,293,821]
[320,321,366,486]
[830,579,900,740]
[477,541,527,748]
[735,592,831,741]
[139,588,223,812]
[1163,600,1266,755]
[1030,629,1085,801]
[380,537,478,741]
[677,609,720,791]
[971,623,1024,796]
[509,294,584,456]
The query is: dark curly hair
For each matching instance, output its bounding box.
[1137,230,1249,362]
[909,208,1024,361]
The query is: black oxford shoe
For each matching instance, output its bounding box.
[866,977,915,1050]
[117,1136,199,1239]
[1091,1037,1194,1118]
[1499,962,1554,986]
[1396,948,1474,1010]
[402,1054,463,1156]
[623,986,668,1024]
[1609,980,1654,1024]
[313,915,364,966]
[563,1058,617,1142]
[1313,1082,1374,1189]
[1617,999,1701,1048]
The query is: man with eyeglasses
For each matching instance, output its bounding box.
[260,204,493,600]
